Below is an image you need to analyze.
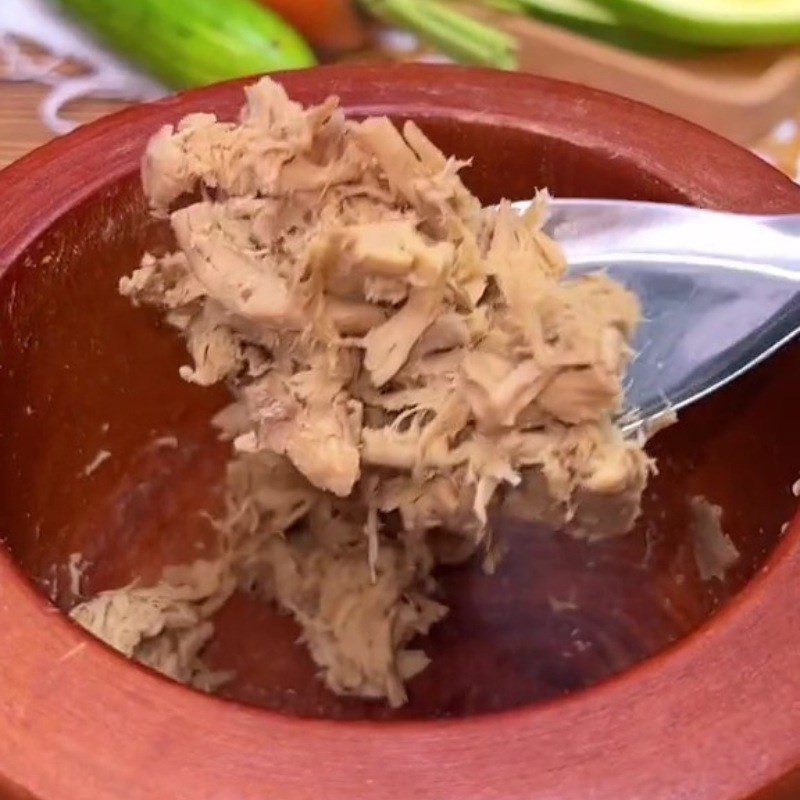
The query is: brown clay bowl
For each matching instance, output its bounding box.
[0,65,799,800]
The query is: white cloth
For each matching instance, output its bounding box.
[0,0,164,133]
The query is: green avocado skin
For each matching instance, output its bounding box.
[498,0,710,55]
[597,0,800,46]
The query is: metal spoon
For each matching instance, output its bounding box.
[514,199,800,429]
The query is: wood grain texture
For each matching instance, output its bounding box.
[0,81,124,168]
[1,55,799,172]
[0,66,799,800]
[459,4,800,146]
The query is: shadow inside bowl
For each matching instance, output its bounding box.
[0,133,797,722]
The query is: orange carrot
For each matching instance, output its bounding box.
[257,0,367,54]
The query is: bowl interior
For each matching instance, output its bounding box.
[0,105,798,721]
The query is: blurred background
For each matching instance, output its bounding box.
[1,0,799,175]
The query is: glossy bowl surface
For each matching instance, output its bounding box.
[0,65,799,800]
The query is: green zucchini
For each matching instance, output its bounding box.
[55,0,316,88]
[598,0,800,46]
[486,0,708,55]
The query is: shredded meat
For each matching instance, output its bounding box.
[72,77,651,706]
[689,496,739,582]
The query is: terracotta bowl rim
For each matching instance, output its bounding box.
[0,64,799,800]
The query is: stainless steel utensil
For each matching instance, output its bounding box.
[516,199,800,430]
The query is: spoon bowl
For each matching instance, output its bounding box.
[526,199,800,425]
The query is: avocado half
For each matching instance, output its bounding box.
[600,0,800,46]
[495,0,711,54]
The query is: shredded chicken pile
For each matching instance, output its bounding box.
[71,78,650,706]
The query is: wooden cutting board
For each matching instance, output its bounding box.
[461,3,800,146]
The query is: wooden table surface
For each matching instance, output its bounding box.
[2,70,798,174]
[0,81,123,168]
